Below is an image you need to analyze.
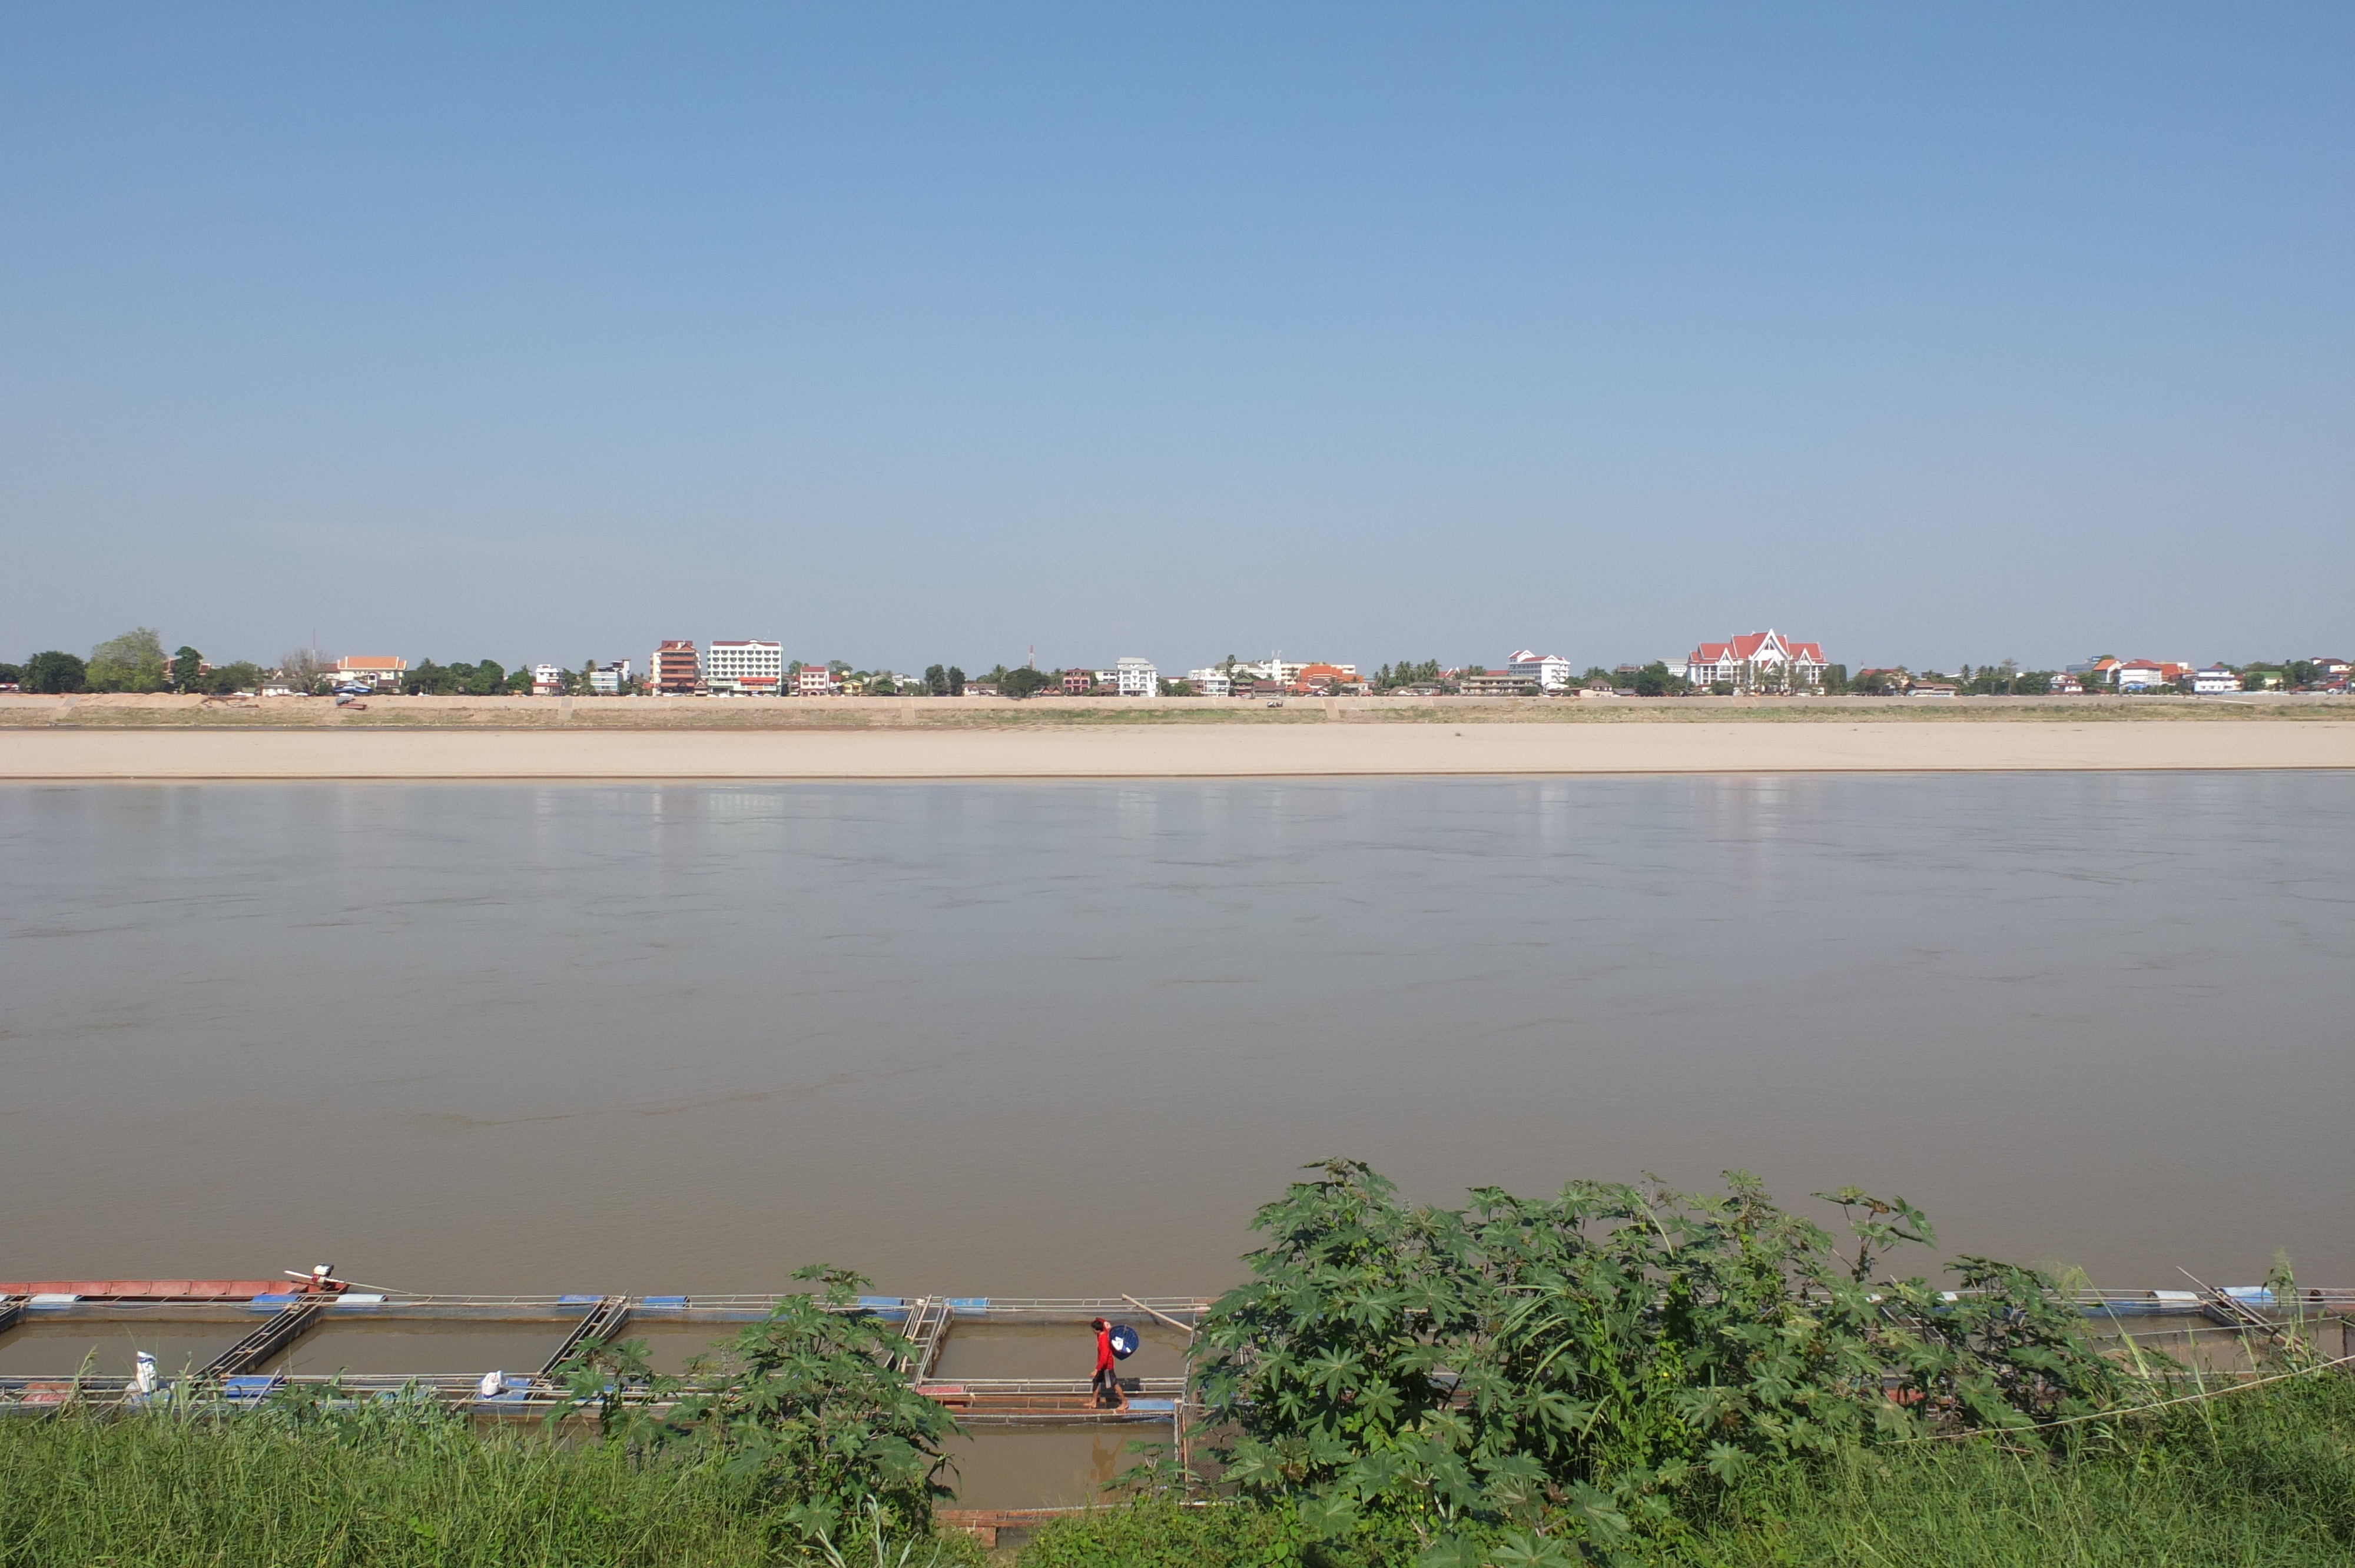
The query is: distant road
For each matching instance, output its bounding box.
[5,719,2353,779]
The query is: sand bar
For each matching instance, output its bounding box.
[4,719,2353,779]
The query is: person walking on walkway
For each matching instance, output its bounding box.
[1089,1317,1126,1409]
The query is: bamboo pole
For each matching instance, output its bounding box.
[1121,1294,1195,1341]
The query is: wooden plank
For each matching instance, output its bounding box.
[538,1297,630,1380]
[200,1301,326,1378]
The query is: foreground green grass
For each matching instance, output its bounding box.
[1678,1374,2355,1566]
[1024,1378,2355,1567]
[5,1377,2350,1566]
[0,1404,983,1568]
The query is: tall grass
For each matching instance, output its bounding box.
[1681,1373,2355,1566]
[0,1397,983,1567]
[6,1378,2349,1566]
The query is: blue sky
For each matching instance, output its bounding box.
[2,4,2348,675]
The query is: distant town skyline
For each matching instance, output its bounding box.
[2,6,2348,669]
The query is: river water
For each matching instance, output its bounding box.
[4,775,2350,1297]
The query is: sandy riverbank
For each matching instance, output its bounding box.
[4,690,2350,730]
[4,716,2351,778]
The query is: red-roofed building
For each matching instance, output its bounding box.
[650,640,701,695]
[1682,630,1829,693]
[330,656,407,692]
[1292,662,1352,693]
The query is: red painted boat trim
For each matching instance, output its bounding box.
[0,1280,327,1301]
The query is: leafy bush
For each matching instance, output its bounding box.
[1194,1161,2122,1563]
[548,1265,961,1550]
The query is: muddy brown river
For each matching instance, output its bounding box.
[4,775,2350,1301]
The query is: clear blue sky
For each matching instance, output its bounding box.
[2,4,2348,675]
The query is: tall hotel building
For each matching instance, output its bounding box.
[703,640,783,696]
[650,640,702,695]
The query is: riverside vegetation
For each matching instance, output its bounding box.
[3,1165,2350,1566]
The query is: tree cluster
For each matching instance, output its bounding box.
[15,631,267,695]
[1627,662,1687,696]
[1953,662,2057,696]
[401,659,532,696]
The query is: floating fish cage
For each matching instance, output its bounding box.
[0,1278,1210,1427]
[5,1275,2349,1418]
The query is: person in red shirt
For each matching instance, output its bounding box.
[1089,1317,1125,1408]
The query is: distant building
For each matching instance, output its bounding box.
[331,656,407,692]
[2066,657,2122,687]
[705,639,782,696]
[1506,650,1573,692]
[588,660,631,696]
[2190,665,2240,695]
[794,663,838,696]
[532,663,565,695]
[1295,663,1352,693]
[1188,668,1232,696]
[1115,657,1157,697]
[1062,669,1093,695]
[1683,630,1827,692]
[2114,660,2167,691]
[651,641,701,695]
[2048,672,2084,695]
[1460,669,1537,696]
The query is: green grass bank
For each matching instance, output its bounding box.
[5,1377,2352,1566]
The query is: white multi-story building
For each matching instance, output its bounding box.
[1188,668,1232,696]
[589,660,632,696]
[704,640,782,696]
[1506,650,1573,692]
[1682,630,1828,693]
[532,663,564,695]
[1115,657,1158,697]
[794,663,838,696]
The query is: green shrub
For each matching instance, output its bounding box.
[1195,1162,2122,1562]
[545,1265,963,1547]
